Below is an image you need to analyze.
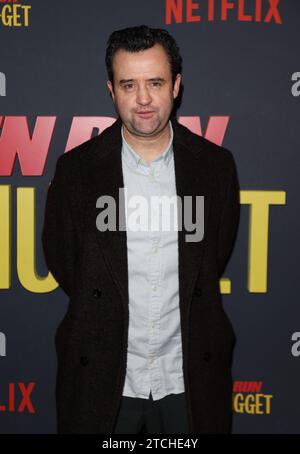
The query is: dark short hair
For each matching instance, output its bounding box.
[105,25,183,88]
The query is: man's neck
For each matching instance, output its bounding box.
[122,122,171,164]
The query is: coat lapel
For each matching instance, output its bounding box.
[172,119,212,331]
[87,116,212,326]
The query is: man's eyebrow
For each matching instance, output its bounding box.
[119,77,166,85]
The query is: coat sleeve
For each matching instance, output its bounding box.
[217,150,240,278]
[41,155,78,297]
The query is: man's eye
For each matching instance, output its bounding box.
[123,82,161,90]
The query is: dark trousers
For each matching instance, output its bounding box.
[113,391,190,434]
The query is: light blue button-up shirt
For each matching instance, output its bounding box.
[121,120,185,401]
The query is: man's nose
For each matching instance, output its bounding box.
[136,86,152,105]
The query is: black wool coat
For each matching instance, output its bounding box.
[42,115,240,434]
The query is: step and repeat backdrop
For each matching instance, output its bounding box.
[0,0,299,434]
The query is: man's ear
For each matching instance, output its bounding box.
[173,73,182,99]
[107,80,115,102]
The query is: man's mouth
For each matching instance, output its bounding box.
[136,111,154,118]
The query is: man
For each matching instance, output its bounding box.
[42,25,240,434]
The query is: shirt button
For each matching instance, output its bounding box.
[152,286,157,292]
[92,288,102,298]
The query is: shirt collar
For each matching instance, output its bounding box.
[121,120,173,170]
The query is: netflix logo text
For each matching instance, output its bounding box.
[165,0,282,25]
[0,382,36,413]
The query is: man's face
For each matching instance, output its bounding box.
[106,43,181,138]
